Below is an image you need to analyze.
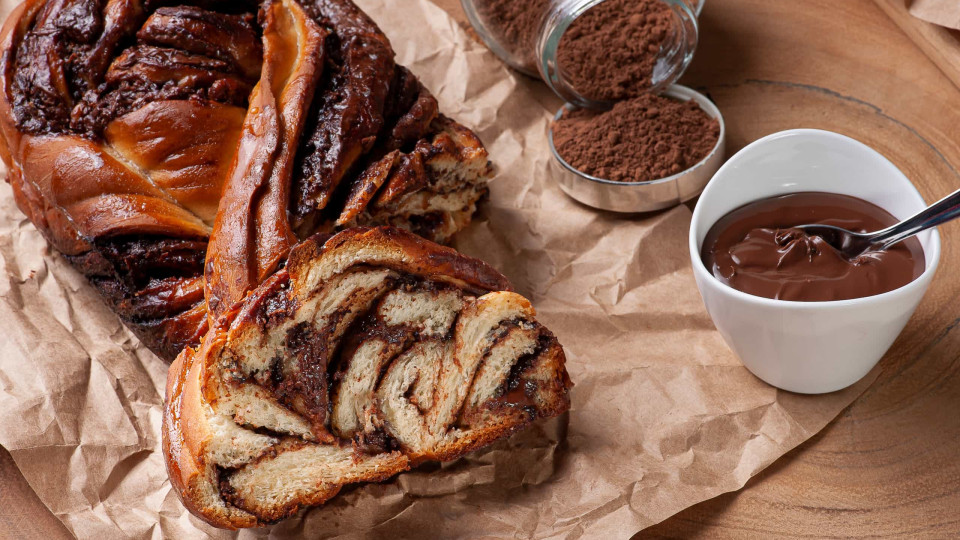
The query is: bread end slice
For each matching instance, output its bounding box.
[163,227,572,528]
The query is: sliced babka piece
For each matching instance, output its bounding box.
[163,227,571,528]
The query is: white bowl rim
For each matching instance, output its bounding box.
[688,128,942,309]
[547,84,726,187]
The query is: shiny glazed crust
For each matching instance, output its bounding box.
[2,1,572,530]
[0,0,493,360]
[163,228,572,528]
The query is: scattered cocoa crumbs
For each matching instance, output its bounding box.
[551,93,720,182]
[557,0,674,102]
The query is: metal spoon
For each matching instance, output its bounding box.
[795,188,960,258]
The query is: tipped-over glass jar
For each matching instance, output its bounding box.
[461,0,702,108]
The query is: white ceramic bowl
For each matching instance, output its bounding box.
[689,129,941,394]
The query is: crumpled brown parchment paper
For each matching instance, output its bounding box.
[910,0,960,30]
[0,0,879,537]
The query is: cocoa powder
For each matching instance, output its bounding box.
[557,0,673,102]
[551,93,720,182]
[471,0,550,72]
[472,0,673,97]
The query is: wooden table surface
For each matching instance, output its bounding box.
[4,0,960,538]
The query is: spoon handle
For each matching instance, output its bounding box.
[871,187,960,250]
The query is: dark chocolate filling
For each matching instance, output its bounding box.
[701,192,925,301]
[7,0,476,364]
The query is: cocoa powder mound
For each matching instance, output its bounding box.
[551,93,720,182]
[557,0,673,102]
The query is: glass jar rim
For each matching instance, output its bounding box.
[536,0,701,109]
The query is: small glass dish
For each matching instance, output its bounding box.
[547,84,726,213]
[461,0,701,106]
[537,0,700,109]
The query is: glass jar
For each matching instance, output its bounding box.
[461,0,702,107]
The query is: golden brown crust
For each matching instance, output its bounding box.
[287,226,514,295]
[203,0,327,320]
[0,0,494,362]
[163,227,571,528]
[162,347,210,526]
[0,0,37,167]
[103,101,246,225]
[163,325,260,530]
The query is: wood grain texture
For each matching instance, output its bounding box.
[875,0,960,92]
[642,0,960,536]
[3,0,960,538]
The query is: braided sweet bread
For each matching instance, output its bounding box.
[0,0,492,360]
[3,0,574,529]
[164,227,572,528]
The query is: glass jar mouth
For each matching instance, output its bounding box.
[459,0,544,76]
[536,0,700,109]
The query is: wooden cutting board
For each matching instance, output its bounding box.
[3,0,960,538]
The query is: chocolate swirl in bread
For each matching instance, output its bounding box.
[0,0,492,360]
[164,227,572,528]
[2,1,573,529]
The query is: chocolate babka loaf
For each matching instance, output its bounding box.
[0,0,492,360]
[164,227,572,528]
[2,1,573,528]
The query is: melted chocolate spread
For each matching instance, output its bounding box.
[701,192,925,301]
